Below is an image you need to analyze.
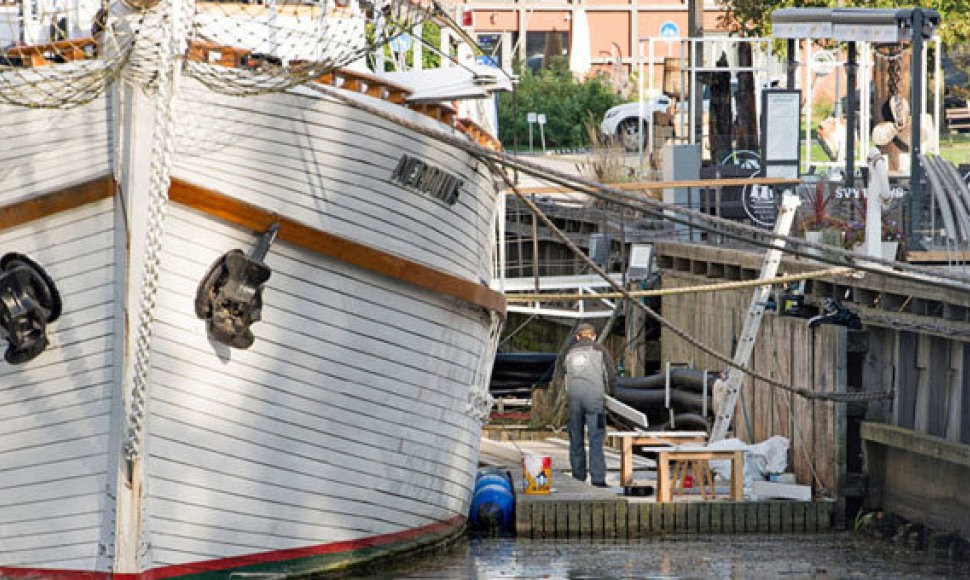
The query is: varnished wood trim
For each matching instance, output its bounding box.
[169,178,506,316]
[0,176,114,231]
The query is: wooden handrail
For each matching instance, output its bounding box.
[2,37,97,67]
[457,117,501,151]
[1,34,503,155]
[508,177,803,195]
[187,40,252,68]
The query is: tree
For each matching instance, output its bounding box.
[497,59,622,149]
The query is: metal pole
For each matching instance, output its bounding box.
[665,361,671,409]
[688,0,703,148]
[786,38,796,89]
[531,193,539,289]
[643,40,649,170]
[909,7,925,249]
[642,40,649,168]
[690,39,698,146]
[498,192,506,289]
[804,40,812,171]
[702,370,708,418]
[934,36,942,155]
[860,42,870,161]
[844,41,857,190]
[679,39,687,143]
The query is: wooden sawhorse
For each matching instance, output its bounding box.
[611,431,708,487]
[657,448,744,502]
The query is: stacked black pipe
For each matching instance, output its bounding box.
[489,352,557,397]
[612,369,718,432]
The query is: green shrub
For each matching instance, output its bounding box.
[812,97,833,123]
[498,58,622,149]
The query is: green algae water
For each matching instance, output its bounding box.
[360,533,970,579]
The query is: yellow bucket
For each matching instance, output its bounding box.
[522,455,551,494]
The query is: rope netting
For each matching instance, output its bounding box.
[185,0,432,95]
[0,0,135,107]
[0,0,433,107]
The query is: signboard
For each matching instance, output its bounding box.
[659,21,679,40]
[527,112,537,123]
[537,114,547,125]
[742,184,779,227]
[477,34,502,67]
[760,89,801,180]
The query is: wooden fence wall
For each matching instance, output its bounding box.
[660,276,847,497]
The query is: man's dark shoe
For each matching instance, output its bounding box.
[573,474,586,482]
[592,481,608,488]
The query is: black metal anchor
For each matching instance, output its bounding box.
[195,224,279,349]
[808,298,862,330]
[0,253,62,364]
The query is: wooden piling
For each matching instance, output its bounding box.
[514,495,837,537]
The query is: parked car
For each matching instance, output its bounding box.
[600,95,674,151]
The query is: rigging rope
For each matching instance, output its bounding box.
[309,82,892,403]
[122,0,190,464]
[306,83,970,296]
[493,166,889,404]
[506,267,853,302]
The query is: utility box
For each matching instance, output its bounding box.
[662,144,701,241]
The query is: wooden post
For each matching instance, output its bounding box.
[621,437,633,486]
[658,451,671,502]
[731,450,744,500]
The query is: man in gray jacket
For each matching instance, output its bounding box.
[558,323,617,487]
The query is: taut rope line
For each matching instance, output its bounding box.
[506,267,853,302]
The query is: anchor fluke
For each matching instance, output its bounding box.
[195,224,279,349]
[0,253,62,365]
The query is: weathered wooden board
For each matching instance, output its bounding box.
[895,331,919,429]
[813,326,836,496]
[752,317,771,444]
[0,199,115,570]
[927,337,950,438]
[772,316,794,442]
[791,321,816,491]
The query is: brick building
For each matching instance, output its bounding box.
[449,0,734,88]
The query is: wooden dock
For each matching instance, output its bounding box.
[480,437,834,538]
[516,497,834,538]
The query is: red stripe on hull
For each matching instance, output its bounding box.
[0,515,465,580]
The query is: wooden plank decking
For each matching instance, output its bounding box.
[480,436,834,538]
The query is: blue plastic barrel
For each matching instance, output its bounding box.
[469,468,515,532]
[474,473,512,494]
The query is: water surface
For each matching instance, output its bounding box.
[362,533,970,579]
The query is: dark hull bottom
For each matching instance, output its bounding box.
[0,516,466,580]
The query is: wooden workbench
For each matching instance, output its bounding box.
[611,430,707,487]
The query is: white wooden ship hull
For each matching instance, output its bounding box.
[0,76,504,577]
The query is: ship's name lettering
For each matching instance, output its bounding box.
[391,155,462,206]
